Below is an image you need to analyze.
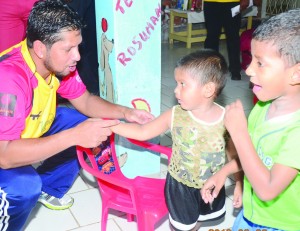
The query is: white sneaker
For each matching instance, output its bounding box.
[38,191,74,210]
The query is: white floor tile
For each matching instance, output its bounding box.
[69,219,121,231]
[155,216,172,231]
[24,204,78,231]
[69,188,102,227]
[159,134,172,147]
[110,214,170,231]
[110,215,138,231]
[67,223,101,231]
[68,174,91,194]
[79,169,99,189]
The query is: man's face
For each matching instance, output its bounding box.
[44,30,82,78]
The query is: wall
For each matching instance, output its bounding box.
[95,0,162,178]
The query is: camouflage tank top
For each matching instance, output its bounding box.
[169,105,227,189]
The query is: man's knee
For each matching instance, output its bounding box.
[44,107,88,136]
[6,168,42,210]
[56,107,87,123]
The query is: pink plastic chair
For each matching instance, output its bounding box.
[76,134,172,231]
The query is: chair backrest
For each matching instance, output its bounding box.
[76,134,172,231]
[77,135,139,213]
[77,134,172,183]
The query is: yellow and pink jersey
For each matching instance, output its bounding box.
[0,40,86,140]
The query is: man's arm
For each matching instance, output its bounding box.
[0,118,119,168]
[70,91,154,124]
[110,109,172,141]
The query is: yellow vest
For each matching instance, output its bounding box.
[20,41,60,138]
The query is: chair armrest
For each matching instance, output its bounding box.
[126,138,172,161]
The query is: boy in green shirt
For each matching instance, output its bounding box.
[201,8,300,230]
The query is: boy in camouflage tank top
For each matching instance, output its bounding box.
[111,49,243,231]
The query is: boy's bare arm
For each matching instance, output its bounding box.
[226,137,242,173]
[110,109,172,141]
[226,137,243,208]
[225,100,298,201]
[230,127,297,201]
[232,171,243,208]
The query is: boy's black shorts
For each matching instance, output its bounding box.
[165,173,226,231]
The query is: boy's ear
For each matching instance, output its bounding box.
[32,40,46,59]
[204,82,216,98]
[290,63,300,85]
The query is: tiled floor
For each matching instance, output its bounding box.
[24,41,255,231]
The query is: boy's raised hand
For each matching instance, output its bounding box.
[233,182,243,208]
[224,100,248,137]
[124,108,155,124]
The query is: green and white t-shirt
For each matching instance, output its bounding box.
[244,101,300,230]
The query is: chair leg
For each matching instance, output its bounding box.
[187,23,192,49]
[101,207,109,231]
[126,213,135,222]
[137,214,155,231]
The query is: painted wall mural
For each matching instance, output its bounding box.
[95,1,162,178]
[100,18,115,102]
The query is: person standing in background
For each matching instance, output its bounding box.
[0,0,38,53]
[64,0,100,95]
[203,0,249,80]
[0,0,99,95]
